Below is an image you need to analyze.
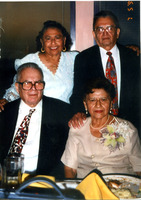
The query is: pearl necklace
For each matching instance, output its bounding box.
[90,115,110,130]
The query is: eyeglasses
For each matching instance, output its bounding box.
[17,81,45,91]
[94,25,116,34]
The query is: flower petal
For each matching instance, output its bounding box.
[107,125,115,133]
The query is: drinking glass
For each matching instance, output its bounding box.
[2,154,24,189]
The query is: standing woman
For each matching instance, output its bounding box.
[0,20,78,110]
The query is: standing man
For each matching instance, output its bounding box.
[0,62,71,178]
[70,11,140,135]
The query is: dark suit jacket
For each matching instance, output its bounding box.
[70,44,140,135]
[0,96,72,178]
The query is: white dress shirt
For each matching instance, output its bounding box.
[100,45,121,105]
[10,100,42,174]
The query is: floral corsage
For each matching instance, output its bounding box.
[100,121,134,152]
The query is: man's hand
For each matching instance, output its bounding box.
[126,45,140,56]
[0,99,8,112]
[68,112,86,129]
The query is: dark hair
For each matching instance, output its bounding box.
[16,62,44,81]
[36,20,73,51]
[93,10,120,30]
[83,77,116,101]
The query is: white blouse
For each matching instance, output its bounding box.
[3,51,79,104]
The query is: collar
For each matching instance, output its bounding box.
[100,44,118,58]
[19,99,42,115]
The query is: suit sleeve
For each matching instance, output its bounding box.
[69,54,86,114]
[118,45,140,134]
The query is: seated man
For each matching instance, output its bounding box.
[0,62,71,178]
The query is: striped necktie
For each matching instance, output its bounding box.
[9,109,35,154]
[105,52,118,115]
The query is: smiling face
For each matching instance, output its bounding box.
[93,16,120,51]
[40,27,66,57]
[15,68,43,107]
[83,88,112,120]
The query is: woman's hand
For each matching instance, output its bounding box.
[0,99,8,112]
[68,112,86,129]
[64,165,77,178]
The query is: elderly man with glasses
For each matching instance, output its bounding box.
[0,62,71,178]
[70,10,140,137]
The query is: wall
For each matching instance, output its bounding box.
[0,2,70,59]
[75,1,94,52]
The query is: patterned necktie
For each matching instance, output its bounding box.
[105,52,118,115]
[9,109,35,154]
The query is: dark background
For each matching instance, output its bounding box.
[94,1,140,47]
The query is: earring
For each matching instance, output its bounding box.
[85,108,88,115]
[110,107,112,114]
[62,46,66,52]
[41,47,45,53]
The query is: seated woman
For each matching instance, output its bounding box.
[61,78,141,179]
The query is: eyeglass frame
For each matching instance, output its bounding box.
[94,25,117,34]
[16,80,45,91]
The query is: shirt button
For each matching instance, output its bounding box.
[91,155,95,158]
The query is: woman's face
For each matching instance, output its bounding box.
[40,27,66,56]
[83,88,112,120]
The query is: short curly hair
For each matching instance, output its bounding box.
[83,77,116,101]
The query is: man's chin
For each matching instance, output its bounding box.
[101,43,114,50]
[26,99,40,107]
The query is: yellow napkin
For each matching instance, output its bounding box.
[76,173,119,200]
[22,173,55,188]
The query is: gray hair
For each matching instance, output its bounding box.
[93,10,120,30]
[16,62,44,81]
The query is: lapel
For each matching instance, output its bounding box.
[37,96,63,157]
[6,99,20,138]
[36,96,53,172]
[0,99,20,158]
[92,45,104,76]
[36,96,69,174]
[116,43,127,106]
